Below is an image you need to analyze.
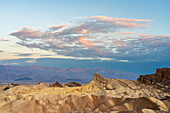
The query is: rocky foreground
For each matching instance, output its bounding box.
[0,68,169,113]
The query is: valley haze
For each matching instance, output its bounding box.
[0,65,138,84]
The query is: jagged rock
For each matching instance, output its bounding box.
[0,68,169,113]
[47,81,63,87]
[5,85,30,95]
[2,72,169,98]
[32,83,49,89]
[0,83,19,91]
[64,82,82,87]
[0,95,169,113]
[137,68,170,85]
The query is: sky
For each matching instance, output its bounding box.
[0,0,170,74]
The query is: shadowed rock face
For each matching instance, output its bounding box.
[137,68,170,85]
[137,68,170,94]
[47,81,63,87]
[0,68,169,113]
[64,82,82,87]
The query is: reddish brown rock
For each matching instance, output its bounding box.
[47,81,63,87]
[137,68,170,85]
[64,82,82,87]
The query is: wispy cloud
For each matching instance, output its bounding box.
[13,52,39,57]
[10,63,19,65]
[10,27,43,40]
[10,16,170,62]
[0,39,10,41]
[48,24,70,31]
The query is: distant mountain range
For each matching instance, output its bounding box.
[0,65,138,83]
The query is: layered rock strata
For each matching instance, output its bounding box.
[0,68,169,113]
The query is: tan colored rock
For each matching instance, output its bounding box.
[142,109,156,113]
[0,69,169,113]
[0,95,169,113]
[147,97,168,112]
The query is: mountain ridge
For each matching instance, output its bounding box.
[0,65,138,83]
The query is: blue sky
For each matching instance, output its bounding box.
[0,0,170,74]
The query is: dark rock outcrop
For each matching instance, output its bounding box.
[64,82,82,87]
[137,68,170,85]
[0,83,19,91]
[47,81,63,87]
[137,68,170,94]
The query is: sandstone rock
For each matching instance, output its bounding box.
[5,85,30,95]
[0,83,19,91]
[0,69,169,113]
[142,109,156,113]
[147,97,168,112]
[0,95,169,113]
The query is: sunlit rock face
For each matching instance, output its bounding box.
[0,95,169,113]
[0,68,169,113]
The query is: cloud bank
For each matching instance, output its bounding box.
[10,16,170,62]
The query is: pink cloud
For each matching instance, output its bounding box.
[78,36,104,55]
[114,18,152,22]
[77,16,151,28]
[0,39,10,41]
[79,16,151,22]
[10,16,170,61]
[10,29,43,39]
[48,24,70,31]
[116,21,149,28]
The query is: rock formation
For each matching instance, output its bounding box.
[0,83,19,91]
[47,81,63,87]
[0,68,169,113]
[64,82,82,87]
[137,68,170,94]
[0,95,168,113]
[137,68,170,85]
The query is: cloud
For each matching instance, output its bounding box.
[13,53,39,57]
[10,27,43,40]
[0,39,10,41]
[17,53,34,56]
[10,16,170,62]
[48,24,70,31]
[25,59,37,63]
[10,63,19,65]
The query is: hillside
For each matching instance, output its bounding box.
[0,68,169,113]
